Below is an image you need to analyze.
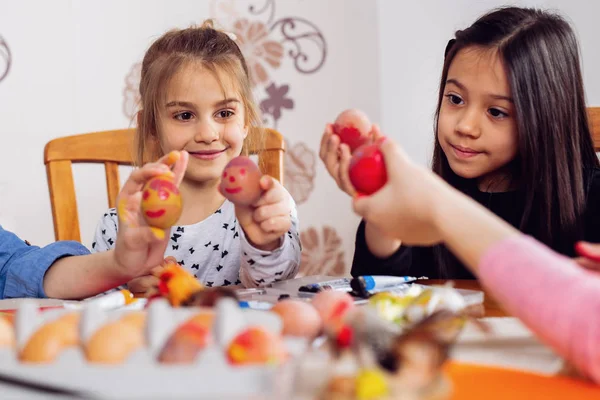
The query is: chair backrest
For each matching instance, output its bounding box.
[588,107,600,152]
[44,127,285,242]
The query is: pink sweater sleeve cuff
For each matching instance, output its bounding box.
[478,235,600,382]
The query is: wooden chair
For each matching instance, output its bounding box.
[44,127,285,242]
[588,107,600,151]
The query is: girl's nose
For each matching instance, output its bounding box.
[456,108,482,139]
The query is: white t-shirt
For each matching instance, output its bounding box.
[91,198,301,288]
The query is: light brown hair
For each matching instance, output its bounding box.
[135,20,263,166]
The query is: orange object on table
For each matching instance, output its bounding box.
[445,362,600,399]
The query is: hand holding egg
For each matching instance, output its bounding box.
[320,109,384,196]
[220,156,292,251]
[113,150,188,280]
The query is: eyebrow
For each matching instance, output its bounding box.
[165,98,241,108]
[446,79,513,103]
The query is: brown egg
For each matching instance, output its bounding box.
[85,312,146,364]
[333,109,372,152]
[20,313,80,363]
[220,156,262,206]
[141,174,182,229]
[271,300,322,338]
[0,315,15,347]
[311,291,355,327]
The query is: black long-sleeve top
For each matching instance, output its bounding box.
[351,168,600,279]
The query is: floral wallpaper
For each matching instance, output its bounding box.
[122,0,349,276]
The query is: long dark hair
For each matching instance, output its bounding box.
[432,7,599,276]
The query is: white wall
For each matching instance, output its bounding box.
[0,0,379,275]
[377,0,600,167]
[0,0,598,274]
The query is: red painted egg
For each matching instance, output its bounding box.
[348,143,388,195]
[333,109,372,152]
[220,156,262,206]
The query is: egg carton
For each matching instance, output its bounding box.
[0,298,307,399]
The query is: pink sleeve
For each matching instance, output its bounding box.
[478,235,600,382]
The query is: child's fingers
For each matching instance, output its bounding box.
[370,123,384,141]
[253,202,290,223]
[338,144,356,196]
[574,257,600,271]
[127,275,160,294]
[171,151,189,186]
[259,215,292,234]
[259,175,275,191]
[319,124,334,161]
[119,164,172,197]
[575,241,600,262]
[254,178,286,207]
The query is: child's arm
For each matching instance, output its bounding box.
[351,139,600,382]
[477,236,600,383]
[236,180,301,287]
[0,227,90,298]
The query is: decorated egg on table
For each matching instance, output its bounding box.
[20,313,80,363]
[219,156,262,206]
[311,290,355,328]
[141,174,182,229]
[333,109,372,153]
[226,326,287,365]
[348,143,388,195]
[157,313,212,364]
[271,300,322,338]
[85,312,145,364]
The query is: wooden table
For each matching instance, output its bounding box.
[420,279,508,317]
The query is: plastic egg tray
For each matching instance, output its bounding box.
[0,298,306,399]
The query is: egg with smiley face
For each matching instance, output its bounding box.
[141,174,182,229]
[220,156,263,206]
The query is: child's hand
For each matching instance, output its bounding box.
[113,151,189,279]
[233,176,292,251]
[574,242,600,271]
[319,124,382,196]
[126,256,175,297]
[351,139,445,246]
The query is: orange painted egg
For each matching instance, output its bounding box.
[157,312,212,364]
[220,156,262,206]
[20,313,80,363]
[226,326,287,365]
[141,174,182,229]
[85,312,146,364]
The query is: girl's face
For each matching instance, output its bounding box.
[437,46,518,191]
[158,62,247,185]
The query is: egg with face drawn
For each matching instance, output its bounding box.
[141,174,182,229]
[220,156,263,206]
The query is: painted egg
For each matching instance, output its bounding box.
[226,326,287,365]
[85,312,145,364]
[141,174,182,229]
[311,291,355,326]
[20,313,80,363]
[333,109,372,153]
[0,315,14,348]
[271,300,322,338]
[157,312,212,364]
[220,156,262,206]
[348,143,388,195]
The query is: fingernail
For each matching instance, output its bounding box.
[376,136,388,145]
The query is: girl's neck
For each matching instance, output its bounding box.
[176,178,226,226]
[476,167,517,193]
